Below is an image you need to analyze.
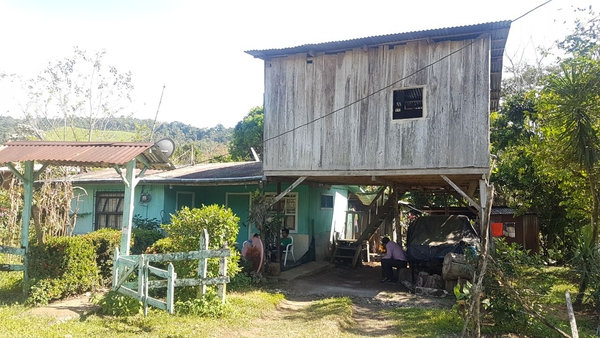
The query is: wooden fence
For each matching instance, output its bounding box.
[112,229,230,315]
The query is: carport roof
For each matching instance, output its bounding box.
[0,141,174,170]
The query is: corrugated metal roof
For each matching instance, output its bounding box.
[246,20,510,111]
[246,21,511,59]
[0,141,174,170]
[67,161,262,185]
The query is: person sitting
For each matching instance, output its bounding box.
[380,237,408,282]
[270,228,292,262]
[280,228,292,252]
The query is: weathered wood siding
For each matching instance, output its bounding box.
[263,36,491,174]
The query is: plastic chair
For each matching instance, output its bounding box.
[283,236,295,266]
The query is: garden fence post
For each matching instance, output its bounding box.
[137,254,145,302]
[217,242,228,304]
[197,229,209,296]
[143,258,149,316]
[167,263,175,314]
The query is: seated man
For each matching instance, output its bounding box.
[280,228,292,252]
[380,237,408,282]
[269,228,292,262]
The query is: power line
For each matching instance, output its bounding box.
[513,0,552,23]
[261,0,554,146]
[197,0,554,164]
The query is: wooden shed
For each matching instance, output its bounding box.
[247,21,510,190]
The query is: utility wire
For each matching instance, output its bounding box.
[197,0,554,164]
[513,0,552,23]
[262,0,554,146]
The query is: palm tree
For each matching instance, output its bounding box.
[541,56,600,306]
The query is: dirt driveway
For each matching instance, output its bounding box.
[280,262,453,308]
[269,262,454,336]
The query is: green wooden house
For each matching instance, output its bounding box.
[68,161,348,261]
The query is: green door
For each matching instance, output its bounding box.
[226,193,251,249]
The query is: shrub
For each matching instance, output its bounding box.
[27,236,98,305]
[132,214,162,231]
[94,290,141,316]
[148,205,241,281]
[82,228,121,285]
[131,228,164,255]
[481,238,549,335]
[175,291,225,317]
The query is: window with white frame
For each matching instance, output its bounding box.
[266,193,298,232]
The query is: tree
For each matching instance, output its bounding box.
[229,106,263,161]
[538,55,600,305]
[11,47,133,141]
[491,93,578,261]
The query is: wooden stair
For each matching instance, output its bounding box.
[331,190,396,267]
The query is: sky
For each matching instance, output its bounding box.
[0,0,595,129]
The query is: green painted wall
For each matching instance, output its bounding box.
[73,181,348,261]
[72,183,165,234]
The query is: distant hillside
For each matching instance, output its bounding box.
[0,115,232,142]
[0,115,233,165]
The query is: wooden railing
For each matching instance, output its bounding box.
[112,229,230,315]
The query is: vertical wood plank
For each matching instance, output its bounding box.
[197,229,209,296]
[218,245,228,304]
[167,263,175,314]
[143,258,149,316]
[112,248,120,290]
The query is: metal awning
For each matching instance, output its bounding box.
[0,141,174,170]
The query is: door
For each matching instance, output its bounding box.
[226,193,251,249]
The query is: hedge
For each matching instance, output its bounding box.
[27,236,98,305]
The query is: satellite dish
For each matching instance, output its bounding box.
[155,138,175,158]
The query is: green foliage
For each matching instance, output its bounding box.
[175,291,225,317]
[82,228,121,285]
[148,205,240,281]
[94,290,142,316]
[132,214,162,231]
[164,205,239,252]
[248,191,282,251]
[131,228,164,255]
[229,106,263,161]
[27,236,98,305]
[25,279,65,306]
[482,239,550,334]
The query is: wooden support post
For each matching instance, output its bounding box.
[269,177,306,208]
[479,178,488,237]
[197,229,208,296]
[441,175,481,213]
[20,161,34,294]
[119,159,138,256]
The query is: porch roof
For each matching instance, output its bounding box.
[0,141,174,170]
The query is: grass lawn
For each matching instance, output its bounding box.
[0,266,598,337]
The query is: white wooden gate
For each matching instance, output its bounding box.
[112,229,230,315]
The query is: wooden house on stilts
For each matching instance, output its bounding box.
[246,21,511,264]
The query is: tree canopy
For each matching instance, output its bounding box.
[229,106,263,161]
